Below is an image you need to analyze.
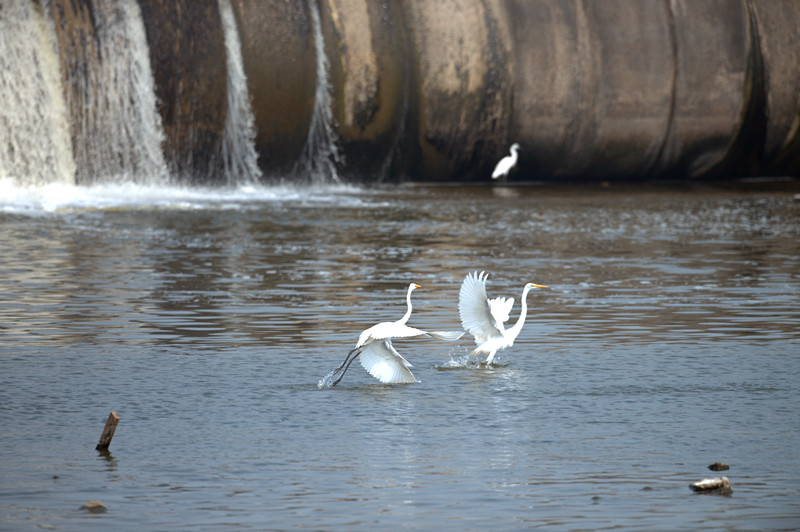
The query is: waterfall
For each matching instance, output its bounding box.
[218,0,262,186]
[62,0,167,185]
[294,0,343,183]
[0,0,75,186]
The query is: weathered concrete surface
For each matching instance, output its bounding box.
[326,0,379,133]
[25,0,800,182]
[751,0,800,174]
[508,0,675,180]
[404,0,513,181]
[322,0,413,178]
[231,0,316,174]
[660,0,750,178]
[578,0,674,179]
[507,0,579,179]
[138,0,228,183]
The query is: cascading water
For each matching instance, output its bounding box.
[294,0,343,184]
[1,0,352,209]
[61,0,167,185]
[0,0,75,186]
[218,0,262,186]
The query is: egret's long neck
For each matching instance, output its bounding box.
[400,288,414,324]
[508,286,531,339]
[510,146,518,161]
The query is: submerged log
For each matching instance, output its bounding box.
[95,411,119,451]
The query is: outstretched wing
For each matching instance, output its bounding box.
[488,296,514,325]
[359,340,417,384]
[425,330,464,342]
[357,322,427,347]
[459,271,504,342]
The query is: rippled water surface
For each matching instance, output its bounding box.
[1,181,799,530]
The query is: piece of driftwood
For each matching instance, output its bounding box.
[690,476,731,493]
[95,411,119,451]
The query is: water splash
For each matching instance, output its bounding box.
[294,0,343,184]
[437,353,477,369]
[62,0,168,185]
[0,0,75,185]
[434,346,507,370]
[317,369,337,389]
[218,0,262,186]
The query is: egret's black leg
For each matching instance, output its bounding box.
[332,351,361,386]
[332,348,359,377]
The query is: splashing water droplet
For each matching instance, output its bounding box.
[318,370,337,389]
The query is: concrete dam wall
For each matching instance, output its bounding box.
[2,0,799,184]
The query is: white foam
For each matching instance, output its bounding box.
[0,178,371,214]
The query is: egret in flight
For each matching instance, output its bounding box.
[330,283,462,386]
[458,271,547,364]
[491,143,520,181]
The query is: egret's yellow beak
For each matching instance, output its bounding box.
[414,284,422,288]
[532,284,548,288]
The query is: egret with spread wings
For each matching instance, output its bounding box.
[331,283,462,386]
[458,271,547,364]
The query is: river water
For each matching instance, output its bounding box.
[1,179,799,530]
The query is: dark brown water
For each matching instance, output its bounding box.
[1,181,799,530]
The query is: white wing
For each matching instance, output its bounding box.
[459,271,504,342]
[359,340,417,384]
[492,156,511,178]
[425,330,464,342]
[357,322,427,347]
[488,296,514,325]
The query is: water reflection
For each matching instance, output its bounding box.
[96,449,118,472]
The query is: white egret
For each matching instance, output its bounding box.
[458,271,547,364]
[491,143,520,181]
[331,283,462,386]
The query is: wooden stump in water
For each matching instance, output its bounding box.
[95,411,119,451]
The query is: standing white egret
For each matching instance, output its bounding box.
[330,283,462,386]
[491,143,520,181]
[458,271,547,364]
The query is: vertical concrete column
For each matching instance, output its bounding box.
[750,0,800,174]
[404,0,513,181]
[138,0,229,182]
[659,0,750,178]
[231,0,316,175]
[322,0,412,179]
